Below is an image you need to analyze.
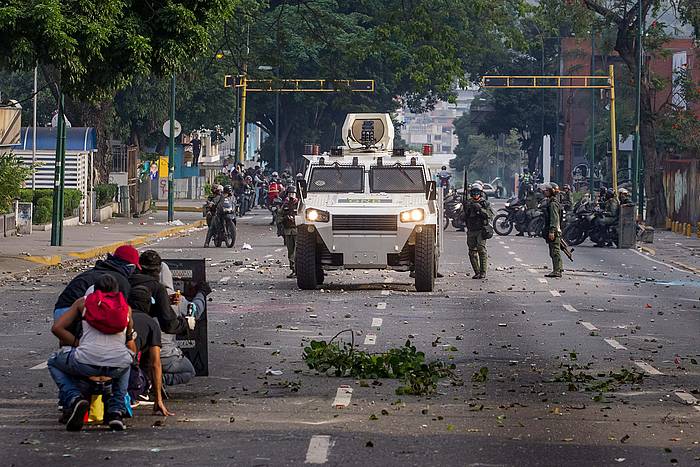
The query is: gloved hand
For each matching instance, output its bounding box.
[198,281,212,297]
[186,316,196,330]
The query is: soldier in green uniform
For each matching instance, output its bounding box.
[542,183,563,278]
[278,186,299,278]
[464,182,494,279]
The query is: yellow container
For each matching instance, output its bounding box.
[666,218,672,229]
[687,224,693,237]
[87,394,104,423]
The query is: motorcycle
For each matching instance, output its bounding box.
[204,196,237,248]
[443,191,465,230]
[236,186,255,217]
[563,201,617,246]
[492,197,529,236]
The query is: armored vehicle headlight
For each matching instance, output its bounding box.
[305,208,329,222]
[400,208,424,223]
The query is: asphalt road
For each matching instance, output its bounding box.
[0,205,698,466]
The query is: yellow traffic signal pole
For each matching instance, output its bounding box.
[481,65,619,193]
[225,77,375,165]
[608,65,619,194]
[238,74,248,164]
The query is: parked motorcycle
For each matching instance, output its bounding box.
[563,201,617,246]
[492,197,529,236]
[443,191,465,230]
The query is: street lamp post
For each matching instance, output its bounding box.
[259,65,280,171]
[634,2,645,215]
[168,74,175,223]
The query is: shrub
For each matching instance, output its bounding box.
[63,189,82,217]
[214,174,230,187]
[95,183,118,207]
[34,206,51,225]
[0,153,32,213]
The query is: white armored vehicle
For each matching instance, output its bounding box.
[295,113,442,291]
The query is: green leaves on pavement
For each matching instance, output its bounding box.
[302,339,457,396]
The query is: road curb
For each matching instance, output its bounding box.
[67,220,207,260]
[155,205,203,213]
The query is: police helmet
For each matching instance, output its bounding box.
[441,166,447,170]
[223,185,232,194]
[287,185,297,194]
[296,172,304,179]
[272,171,279,178]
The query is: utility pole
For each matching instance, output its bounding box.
[590,33,596,195]
[50,91,66,246]
[32,65,37,192]
[168,74,175,223]
[275,67,280,171]
[634,1,644,216]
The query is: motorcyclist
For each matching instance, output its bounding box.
[437,166,451,195]
[595,188,619,247]
[518,168,532,199]
[464,182,494,279]
[542,183,563,278]
[618,187,632,205]
[204,185,224,248]
[560,185,573,212]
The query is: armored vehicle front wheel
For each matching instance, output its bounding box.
[414,225,436,292]
[296,226,318,290]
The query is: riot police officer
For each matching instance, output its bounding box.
[464,182,494,279]
[542,183,563,278]
[279,186,299,278]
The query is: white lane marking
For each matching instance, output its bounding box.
[364,334,377,345]
[508,251,515,255]
[538,278,548,284]
[332,385,353,408]
[503,246,510,249]
[498,241,505,245]
[305,435,333,464]
[563,304,578,313]
[371,318,383,328]
[604,338,627,350]
[376,303,386,310]
[675,391,700,411]
[632,249,687,273]
[527,268,538,274]
[514,258,523,262]
[264,254,273,258]
[580,321,598,331]
[275,248,285,253]
[384,276,394,284]
[30,361,47,370]
[634,361,664,375]
[236,267,246,273]
[549,290,561,297]
[219,276,231,283]
[381,290,390,296]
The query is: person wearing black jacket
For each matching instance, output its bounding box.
[53,245,141,320]
[128,250,191,335]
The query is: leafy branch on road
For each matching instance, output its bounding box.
[554,364,645,398]
[302,334,459,395]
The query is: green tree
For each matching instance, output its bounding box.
[578,0,677,225]
[0,152,31,213]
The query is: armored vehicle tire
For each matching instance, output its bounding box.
[296,227,318,290]
[493,213,513,236]
[414,225,436,292]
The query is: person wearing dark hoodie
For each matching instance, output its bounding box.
[127,285,173,416]
[129,250,191,335]
[53,245,141,320]
[159,263,210,385]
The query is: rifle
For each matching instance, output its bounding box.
[561,236,574,262]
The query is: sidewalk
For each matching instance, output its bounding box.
[0,209,206,276]
[637,229,700,274]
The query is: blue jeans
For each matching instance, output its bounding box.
[161,355,196,386]
[53,307,71,320]
[47,349,130,415]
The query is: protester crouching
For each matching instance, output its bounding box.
[48,275,135,431]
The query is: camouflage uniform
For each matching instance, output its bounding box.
[543,196,562,276]
[464,198,494,277]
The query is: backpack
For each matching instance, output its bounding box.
[84,290,129,334]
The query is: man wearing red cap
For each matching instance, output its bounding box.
[53,245,141,320]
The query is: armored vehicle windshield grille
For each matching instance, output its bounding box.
[332,214,397,231]
[308,166,364,193]
[370,166,425,193]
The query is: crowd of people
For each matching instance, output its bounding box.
[47,245,211,431]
